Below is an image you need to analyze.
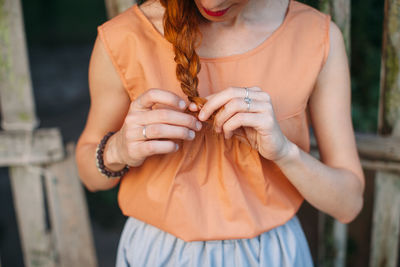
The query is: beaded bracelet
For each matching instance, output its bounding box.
[95,131,130,178]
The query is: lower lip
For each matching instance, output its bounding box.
[203,6,231,17]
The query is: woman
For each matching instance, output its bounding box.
[76,0,365,265]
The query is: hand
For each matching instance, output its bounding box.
[106,89,203,167]
[191,86,291,162]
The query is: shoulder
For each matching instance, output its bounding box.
[94,4,146,93]
[98,7,138,41]
[289,0,331,38]
[328,20,345,51]
[290,1,330,22]
[99,0,164,34]
[97,0,166,55]
[317,19,347,82]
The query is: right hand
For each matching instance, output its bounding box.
[105,88,203,168]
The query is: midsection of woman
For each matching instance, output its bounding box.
[76,0,364,265]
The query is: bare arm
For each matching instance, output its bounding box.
[75,36,131,192]
[274,21,364,223]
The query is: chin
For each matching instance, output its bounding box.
[198,6,239,22]
[194,1,247,22]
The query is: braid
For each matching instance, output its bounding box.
[159,0,208,107]
[139,1,243,138]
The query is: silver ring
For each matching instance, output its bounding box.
[142,125,148,139]
[244,87,252,111]
[244,97,252,111]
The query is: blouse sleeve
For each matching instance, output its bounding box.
[97,24,131,91]
[321,14,332,69]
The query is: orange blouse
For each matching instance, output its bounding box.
[97,0,331,241]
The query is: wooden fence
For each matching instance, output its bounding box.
[0,0,97,266]
[0,0,399,266]
[317,1,400,267]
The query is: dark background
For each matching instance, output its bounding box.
[0,0,384,266]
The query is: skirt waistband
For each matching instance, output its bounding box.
[116,215,314,267]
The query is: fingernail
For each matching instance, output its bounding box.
[175,144,179,151]
[179,100,186,109]
[196,121,202,130]
[189,130,195,139]
[198,111,205,121]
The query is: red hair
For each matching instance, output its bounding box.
[159,0,218,122]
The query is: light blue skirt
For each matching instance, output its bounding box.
[116,215,314,267]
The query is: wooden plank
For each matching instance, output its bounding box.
[0,0,38,130]
[1,0,97,266]
[0,128,64,166]
[44,143,98,267]
[355,133,400,162]
[312,133,400,162]
[378,0,400,134]
[359,159,400,173]
[312,146,400,173]
[370,0,400,266]
[9,165,56,267]
[370,171,400,267]
[310,133,400,173]
[104,0,135,19]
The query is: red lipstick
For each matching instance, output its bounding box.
[203,6,231,17]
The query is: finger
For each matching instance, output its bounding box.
[153,102,183,111]
[188,102,199,112]
[198,87,242,121]
[250,86,263,92]
[133,140,179,158]
[214,99,269,132]
[127,124,196,141]
[203,87,262,101]
[127,109,202,131]
[132,88,187,111]
[222,113,267,139]
[198,86,266,121]
[252,90,271,102]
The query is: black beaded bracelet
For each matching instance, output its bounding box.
[95,131,130,178]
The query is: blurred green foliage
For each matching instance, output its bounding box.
[350,0,383,133]
[21,0,108,44]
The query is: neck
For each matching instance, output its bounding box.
[207,0,290,28]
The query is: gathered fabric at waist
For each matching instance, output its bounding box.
[118,129,304,241]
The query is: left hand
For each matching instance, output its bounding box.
[190,86,291,162]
